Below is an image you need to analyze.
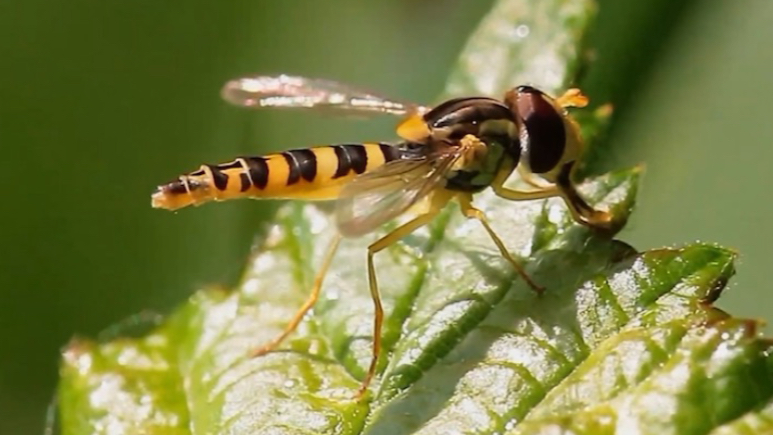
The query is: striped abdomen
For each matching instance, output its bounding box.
[152,143,400,210]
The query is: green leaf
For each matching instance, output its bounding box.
[56,0,773,434]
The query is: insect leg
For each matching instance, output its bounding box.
[517,164,551,189]
[251,233,343,357]
[456,193,544,293]
[491,166,562,200]
[356,207,443,399]
[554,162,614,232]
[492,164,614,232]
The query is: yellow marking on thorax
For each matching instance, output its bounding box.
[396,115,431,143]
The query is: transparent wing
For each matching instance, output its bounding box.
[221,74,427,116]
[335,148,461,237]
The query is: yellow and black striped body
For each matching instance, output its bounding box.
[152,143,401,210]
[154,85,590,214]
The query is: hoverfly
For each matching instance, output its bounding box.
[151,74,613,399]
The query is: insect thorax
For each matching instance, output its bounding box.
[445,139,508,193]
[419,97,520,193]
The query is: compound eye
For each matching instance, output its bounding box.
[514,87,566,174]
[516,85,538,94]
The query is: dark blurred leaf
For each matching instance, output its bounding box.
[56,0,773,434]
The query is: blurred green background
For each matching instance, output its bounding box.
[1,0,771,433]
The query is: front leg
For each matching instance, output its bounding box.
[491,164,614,233]
[491,165,561,201]
[554,162,614,232]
